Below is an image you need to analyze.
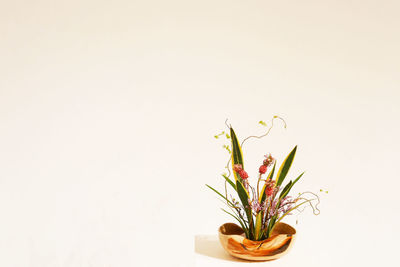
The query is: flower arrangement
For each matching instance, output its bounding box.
[207,117,322,241]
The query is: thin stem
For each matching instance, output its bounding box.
[296,191,321,215]
[272,199,315,230]
[224,179,229,205]
[241,116,287,148]
[218,198,249,230]
[256,173,262,201]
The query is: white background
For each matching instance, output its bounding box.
[1,0,399,266]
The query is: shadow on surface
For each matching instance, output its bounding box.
[194,235,249,262]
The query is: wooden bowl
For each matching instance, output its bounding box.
[218,222,296,261]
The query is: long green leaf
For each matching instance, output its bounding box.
[254,212,263,240]
[222,174,236,191]
[292,171,304,186]
[265,215,277,238]
[236,180,254,239]
[276,146,297,186]
[230,127,244,182]
[279,181,292,199]
[236,180,250,213]
[205,184,234,206]
[279,172,304,200]
[209,183,249,237]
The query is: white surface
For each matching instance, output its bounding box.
[1,0,400,266]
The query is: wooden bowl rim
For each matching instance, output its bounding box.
[218,222,296,241]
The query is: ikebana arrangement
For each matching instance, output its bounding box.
[207,117,322,261]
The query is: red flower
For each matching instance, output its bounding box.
[233,164,243,172]
[259,165,267,174]
[265,179,276,197]
[266,187,274,196]
[238,170,249,179]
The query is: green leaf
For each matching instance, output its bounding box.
[222,174,236,191]
[266,162,276,181]
[236,180,254,239]
[266,215,277,238]
[292,171,304,185]
[279,180,292,199]
[254,212,263,240]
[236,180,250,213]
[230,127,244,182]
[279,172,304,200]
[205,184,234,206]
[276,146,297,187]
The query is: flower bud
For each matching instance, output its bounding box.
[259,165,267,174]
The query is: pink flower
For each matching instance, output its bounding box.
[266,186,274,196]
[233,164,243,172]
[249,199,262,213]
[238,170,249,179]
[265,179,276,197]
[259,165,267,174]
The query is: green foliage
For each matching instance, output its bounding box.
[258,120,267,126]
[236,181,249,214]
[221,208,249,237]
[279,172,304,200]
[230,127,244,182]
[236,180,254,239]
[276,146,297,187]
[222,174,236,190]
[254,212,264,240]
[205,184,234,206]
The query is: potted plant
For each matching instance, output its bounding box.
[207,117,322,261]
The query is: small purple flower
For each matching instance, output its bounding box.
[249,199,262,213]
[268,199,279,217]
[260,200,267,211]
[278,196,295,215]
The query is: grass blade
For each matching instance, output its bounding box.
[206,184,234,206]
[222,174,236,191]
